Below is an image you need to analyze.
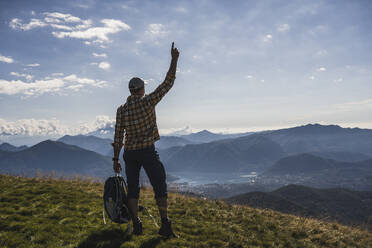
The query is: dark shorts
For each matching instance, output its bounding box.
[123,144,167,199]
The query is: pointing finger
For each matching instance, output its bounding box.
[171,42,174,50]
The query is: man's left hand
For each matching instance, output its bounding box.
[113,160,122,173]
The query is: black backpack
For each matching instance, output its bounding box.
[103,175,130,224]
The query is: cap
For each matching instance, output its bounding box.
[128,77,147,90]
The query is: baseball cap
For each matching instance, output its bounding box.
[128,77,147,90]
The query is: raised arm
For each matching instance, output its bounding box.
[144,42,180,106]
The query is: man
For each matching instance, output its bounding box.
[112,42,179,237]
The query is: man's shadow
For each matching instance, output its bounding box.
[77,227,131,248]
[77,226,166,248]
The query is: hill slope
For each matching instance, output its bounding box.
[1,175,371,248]
[227,184,372,229]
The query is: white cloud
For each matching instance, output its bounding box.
[277,24,290,32]
[146,24,167,37]
[0,118,66,136]
[317,67,327,72]
[98,62,110,70]
[50,23,73,30]
[10,72,33,81]
[0,54,14,63]
[334,98,372,112]
[315,50,328,57]
[92,52,107,58]
[9,18,47,30]
[0,74,107,96]
[245,75,253,79]
[0,115,115,137]
[52,19,130,42]
[63,74,107,87]
[10,12,129,45]
[309,75,315,80]
[27,63,40,67]
[51,72,64,76]
[263,34,272,42]
[334,77,343,83]
[44,12,82,23]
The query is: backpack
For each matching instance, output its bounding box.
[103,175,130,224]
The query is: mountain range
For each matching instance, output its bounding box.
[0,140,112,178]
[226,184,372,229]
[0,142,28,152]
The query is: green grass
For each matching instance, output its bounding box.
[0,174,371,248]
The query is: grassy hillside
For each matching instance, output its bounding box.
[1,175,371,248]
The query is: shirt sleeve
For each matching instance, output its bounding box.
[113,105,125,147]
[143,74,175,106]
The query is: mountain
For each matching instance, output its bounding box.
[155,136,194,150]
[264,123,372,156]
[0,140,112,178]
[265,153,337,175]
[261,154,372,191]
[0,142,28,152]
[161,134,286,173]
[179,129,252,143]
[309,151,370,162]
[265,153,372,176]
[2,174,371,247]
[58,135,113,156]
[226,184,372,229]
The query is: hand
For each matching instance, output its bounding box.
[113,160,122,173]
[171,42,179,60]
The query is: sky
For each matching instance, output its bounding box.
[1,0,372,144]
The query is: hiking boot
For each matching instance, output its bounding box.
[159,218,178,238]
[132,218,143,235]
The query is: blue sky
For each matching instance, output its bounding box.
[1,0,372,144]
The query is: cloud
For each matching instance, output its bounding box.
[309,76,315,80]
[51,72,64,76]
[0,74,107,96]
[277,24,290,32]
[27,63,40,67]
[0,115,115,137]
[10,72,33,81]
[9,18,47,30]
[52,19,130,42]
[98,62,110,70]
[0,54,14,63]
[146,24,167,37]
[44,12,82,23]
[92,52,107,58]
[263,34,272,42]
[0,118,66,136]
[9,12,129,45]
[334,98,372,112]
[245,75,253,79]
[317,67,327,72]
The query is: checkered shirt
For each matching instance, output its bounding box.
[114,75,175,150]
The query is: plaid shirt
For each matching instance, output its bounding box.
[114,75,175,150]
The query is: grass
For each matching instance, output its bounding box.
[0,174,371,248]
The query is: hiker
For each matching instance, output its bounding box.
[112,42,179,237]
